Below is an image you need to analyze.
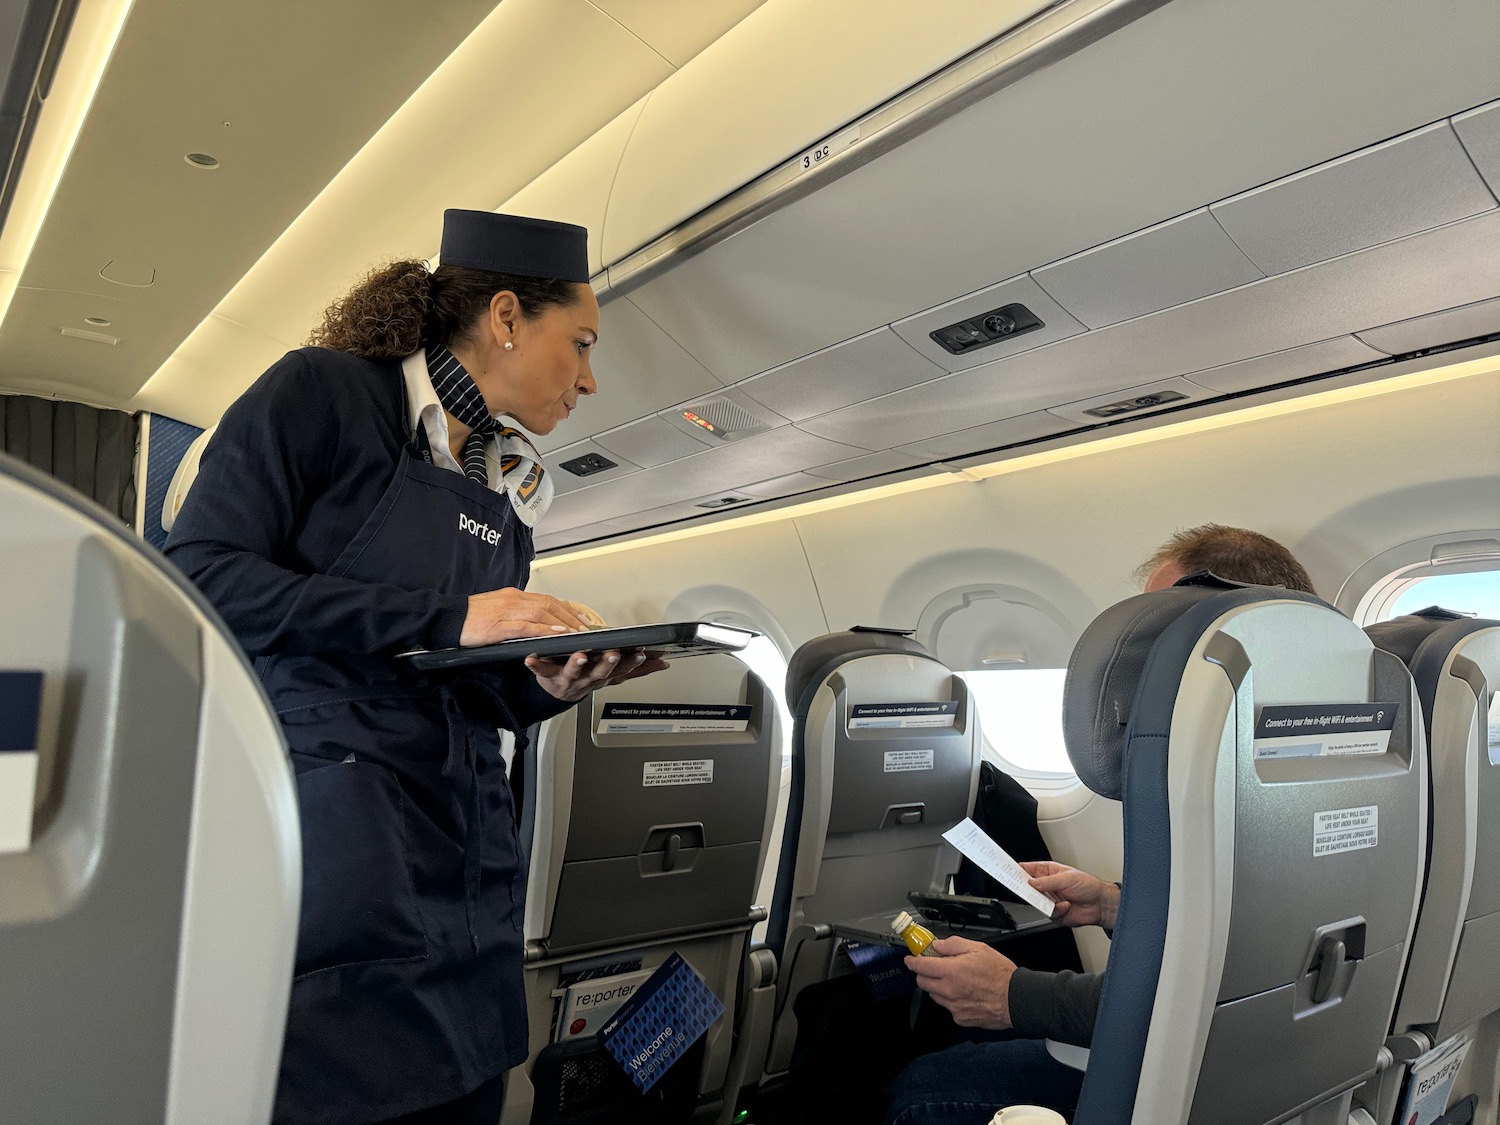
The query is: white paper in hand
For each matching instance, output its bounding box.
[942,817,1058,917]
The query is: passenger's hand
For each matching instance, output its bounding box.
[524,650,671,702]
[1021,861,1119,929]
[906,936,1015,1030]
[460,588,593,647]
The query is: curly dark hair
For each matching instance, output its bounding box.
[307,259,580,359]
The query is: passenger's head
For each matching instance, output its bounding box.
[1137,523,1315,594]
[308,212,599,436]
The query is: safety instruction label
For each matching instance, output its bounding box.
[600,703,750,734]
[1253,703,1398,760]
[883,749,935,773]
[1313,805,1379,856]
[0,670,43,855]
[643,759,714,787]
[850,701,957,730]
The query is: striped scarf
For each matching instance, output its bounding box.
[424,345,552,526]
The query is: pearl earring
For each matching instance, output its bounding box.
[503,341,513,351]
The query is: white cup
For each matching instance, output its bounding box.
[989,1107,1068,1125]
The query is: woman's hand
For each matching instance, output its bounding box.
[1020,860,1120,929]
[525,650,671,703]
[460,588,594,647]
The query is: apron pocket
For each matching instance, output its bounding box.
[293,759,429,977]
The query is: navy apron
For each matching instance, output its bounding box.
[263,414,538,1125]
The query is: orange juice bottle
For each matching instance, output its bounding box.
[891,910,937,956]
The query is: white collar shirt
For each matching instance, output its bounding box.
[400,350,504,491]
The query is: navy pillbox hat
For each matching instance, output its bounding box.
[440,209,590,283]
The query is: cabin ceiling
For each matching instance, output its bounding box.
[0,0,1497,555]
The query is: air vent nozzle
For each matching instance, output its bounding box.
[1082,389,1189,418]
[930,302,1043,355]
[696,493,753,510]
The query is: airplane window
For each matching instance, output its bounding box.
[1384,569,1500,621]
[959,667,1073,777]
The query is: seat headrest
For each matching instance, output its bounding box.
[785,627,932,720]
[1364,606,1474,666]
[1063,576,1328,798]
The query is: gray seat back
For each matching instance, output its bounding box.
[0,452,300,1125]
[1367,609,1500,1041]
[763,628,980,1078]
[1064,578,1425,1125]
[503,651,779,1125]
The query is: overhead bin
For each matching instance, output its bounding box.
[1184,337,1384,395]
[1211,121,1497,276]
[1453,99,1500,192]
[1356,295,1500,357]
[599,0,1058,266]
[1032,208,1264,329]
[738,329,944,421]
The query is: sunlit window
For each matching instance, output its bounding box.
[1383,570,1500,621]
[960,667,1073,776]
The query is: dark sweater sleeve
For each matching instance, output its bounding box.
[1008,967,1104,1047]
[164,351,469,657]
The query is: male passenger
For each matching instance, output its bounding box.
[883,525,1316,1125]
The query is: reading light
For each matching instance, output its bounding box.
[0,0,137,331]
[184,152,219,169]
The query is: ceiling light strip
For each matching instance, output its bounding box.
[0,0,134,330]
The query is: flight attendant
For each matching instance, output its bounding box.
[166,211,657,1124]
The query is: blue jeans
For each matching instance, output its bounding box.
[884,1038,1084,1125]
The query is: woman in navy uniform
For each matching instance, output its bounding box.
[167,211,658,1124]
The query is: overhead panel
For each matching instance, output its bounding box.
[541,424,869,531]
[1453,100,1500,194]
[802,451,927,482]
[532,289,725,454]
[738,471,832,500]
[892,274,1087,373]
[1185,337,1386,395]
[617,0,1500,389]
[600,0,1055,265]
[545,439,644,496]
[1355,296,1500,357]
[1046,376,1212,424]
[737,328,944,421]
[1211,122,1498,276]
[801,208,1500,455]
[593,415,713,469]
[895,411,1075,461]
[1032,209,1264,329]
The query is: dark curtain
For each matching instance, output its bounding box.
[0,394,139,523]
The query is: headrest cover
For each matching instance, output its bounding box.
[785,628,933,719]
[1364,608,1467,667]
[440,210,590,283]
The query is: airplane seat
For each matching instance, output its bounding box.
[762,626,981,1081]
[1059,575,1425,1125]
[1360,608,1500,1119]
[501,651,780,1125]
[0,451,301,1123]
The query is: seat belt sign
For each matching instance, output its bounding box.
[1253,702,1399,759]
[0,671,44,855]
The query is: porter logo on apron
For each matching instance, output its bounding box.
[458,512,503,545]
